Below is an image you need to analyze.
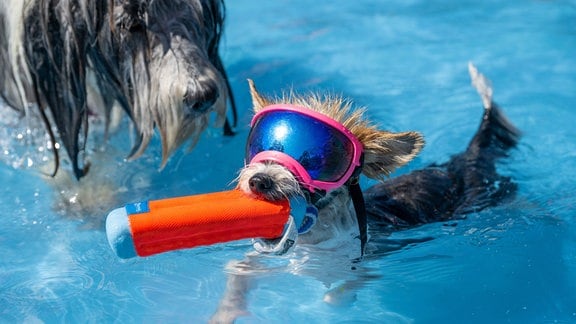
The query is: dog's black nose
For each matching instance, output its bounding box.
[249,173,274,195]
[184,83,219,115]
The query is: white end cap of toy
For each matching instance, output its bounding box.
[105,207,137,259]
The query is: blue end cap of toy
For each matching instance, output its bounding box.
[105,207,137,259]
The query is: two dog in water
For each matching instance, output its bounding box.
[0,1,520,322]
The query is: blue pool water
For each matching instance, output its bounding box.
[1,0,575,322]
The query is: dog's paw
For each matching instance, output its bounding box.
[209,308,250,324]
[323,284,358,306]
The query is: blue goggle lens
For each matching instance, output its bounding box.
[246,111,355,182]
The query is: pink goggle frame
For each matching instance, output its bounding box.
[247,104,364,192]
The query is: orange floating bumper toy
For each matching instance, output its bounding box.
[105,189,316,258]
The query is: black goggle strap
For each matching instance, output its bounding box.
[347,153,366,257]
[349,181,367,257]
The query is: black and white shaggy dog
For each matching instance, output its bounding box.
[0,0,234,180]
[210,64,520,323]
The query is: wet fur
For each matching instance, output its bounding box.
[365,102,519,229]
[365,64,519,230]
[211,64,520,323]
[0,0,229,179]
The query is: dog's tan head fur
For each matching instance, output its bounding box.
[247,79,424,181]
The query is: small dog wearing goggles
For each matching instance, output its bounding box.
[211,63,520,323]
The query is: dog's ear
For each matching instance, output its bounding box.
[361,131,424,179]
[248,79,271,113]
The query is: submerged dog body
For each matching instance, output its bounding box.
[0,0,230,179]
[365,64,519,231]
[211,64,520,323]
[364,101,519,231]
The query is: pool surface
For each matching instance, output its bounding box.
[1,0,575,323]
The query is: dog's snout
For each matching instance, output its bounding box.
[249,173,274,195]
[184,83,219,115]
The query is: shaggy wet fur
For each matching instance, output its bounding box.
[0,0,231,179]
[211,64,520,323]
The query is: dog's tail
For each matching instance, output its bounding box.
[449,63,521,213]
[467,62,521,156]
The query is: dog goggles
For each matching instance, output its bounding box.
[246,104,364,192]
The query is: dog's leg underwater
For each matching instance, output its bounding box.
[210,255,260,324]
